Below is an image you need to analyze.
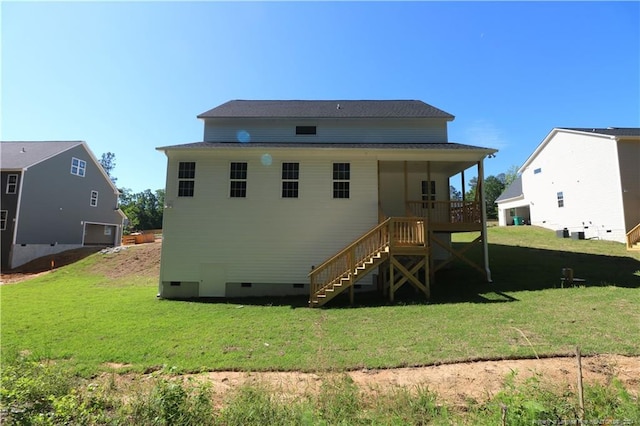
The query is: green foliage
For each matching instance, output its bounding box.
[119,187,165,232]
[99,152,117,184]
[217,385,307,425]
[126,378,213,425]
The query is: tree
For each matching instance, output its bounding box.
[99,152,117,184]
[118,188,164,233]
[464,175,505,220]
[449,185,463,201]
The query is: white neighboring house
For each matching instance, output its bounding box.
[157,100,497,306]
[496,127,640,246]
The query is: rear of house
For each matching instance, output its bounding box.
[1,141,125,269]
[157,100,497,305]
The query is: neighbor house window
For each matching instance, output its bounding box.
[230,162,247,198]
[0,210,7,231]
[282,162,299,198]
[296,126,316,135]
[71,157,86,177]
[178,162,196,197]
[90,190,99,207]
[557,191,564,208]
[421,180,436,207]
[6,174,18,194]
[333,163,350,199]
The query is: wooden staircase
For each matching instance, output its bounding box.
[309,218,427,307]
[627,223,640,251]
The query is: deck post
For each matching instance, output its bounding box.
[478,160,492,282]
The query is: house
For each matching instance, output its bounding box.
[157,100,497,306]
[1,141,126,269]
[496,128,640,248]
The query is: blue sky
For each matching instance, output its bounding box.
[2,1,639,193]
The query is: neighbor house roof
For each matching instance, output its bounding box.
[560,127,640,137]
[197,100,455,120]
[495,175,523,203]
[0,141,83,170]
[157,141,494,152]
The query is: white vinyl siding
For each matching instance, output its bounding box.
[160,152,378,292]
[521,130,626,242]
[203,118,448,143]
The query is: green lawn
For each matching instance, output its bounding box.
[1,226,639,376]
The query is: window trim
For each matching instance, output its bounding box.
[6,174,18,194]
[177,161,196,197]
[230,162,248,198]
[71,157,87,177]
[281,162,300,198]
[332,162,350,199]
[0,210,7,231]
[90,190,99,207]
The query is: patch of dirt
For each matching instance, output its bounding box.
[90,241,161,280]
[100,354,639,408]
[0,240,162,284]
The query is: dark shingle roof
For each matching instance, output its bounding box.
[562,128,640,137]
[0,141,83,169]
[157,141,493,151]
[197,100,455,120]
[495,175,523,203]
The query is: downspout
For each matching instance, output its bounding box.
[478,159,492,282]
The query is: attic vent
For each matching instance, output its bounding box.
[296,126,316,135]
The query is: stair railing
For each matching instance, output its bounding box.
[310,218,391,297]
[626,222,640,250]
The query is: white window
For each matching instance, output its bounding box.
[6,174,18,194]
[104,226,112,236]
[230,162,247,198]
[332,163,350,199]
[0,210,7,230]
[281,162,299,198]
[71,157,86,177]
[178,162,196,197]
[90,190,99,207]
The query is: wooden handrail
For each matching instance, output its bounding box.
[406,200,481,224]
[626,222,640,249]
[309,217,427,298]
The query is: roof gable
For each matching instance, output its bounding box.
[0,141,83,169]
[0,140,121,194]
[197,100,455,120]
[496,175,523,203]
[519,127,640,172]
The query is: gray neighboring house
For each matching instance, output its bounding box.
[1,141,126,270]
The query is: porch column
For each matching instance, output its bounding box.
[478,160,492,282]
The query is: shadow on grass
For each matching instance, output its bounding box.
[165,243,640,309]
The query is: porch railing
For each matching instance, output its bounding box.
[406,200,481,225]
